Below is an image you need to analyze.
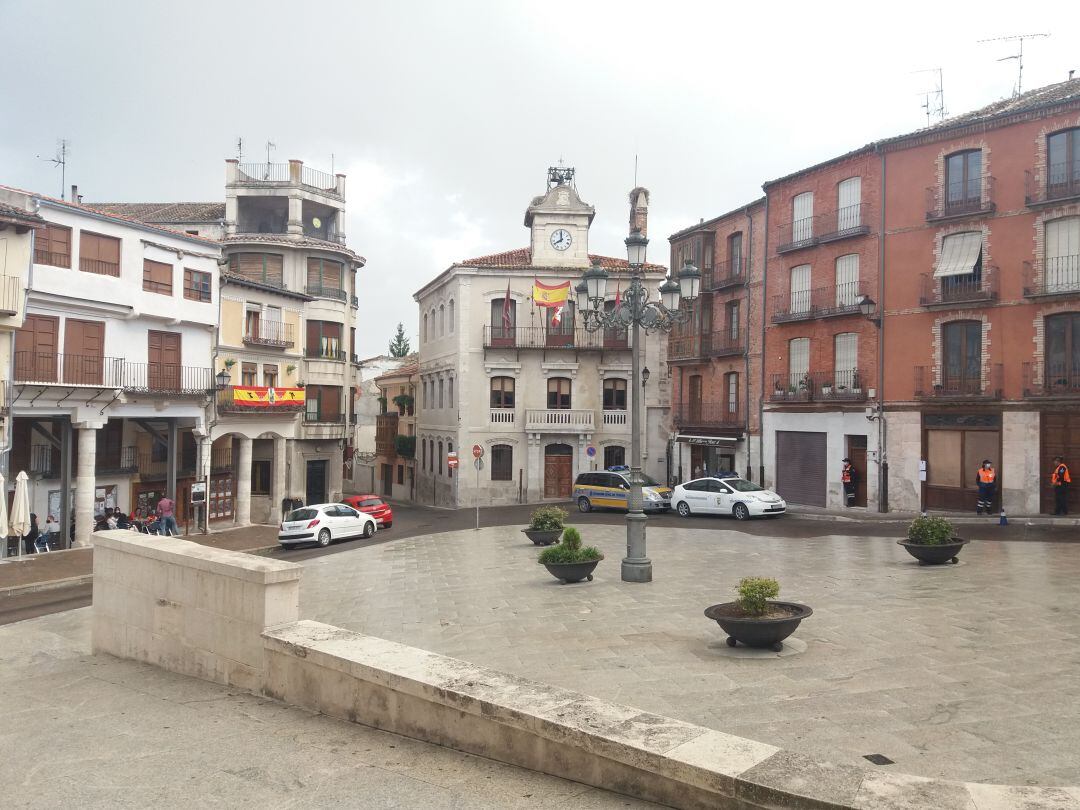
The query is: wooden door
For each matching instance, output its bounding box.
[148,330,181,391]
[847,435,868,508]
[544,444,573,499]
[1041,412,1080,514]
[63,319,104,384]
[14,314,59,382]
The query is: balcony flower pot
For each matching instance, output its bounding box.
[538,527,602,583]
[899,515,967,565]
[704,578,811,652]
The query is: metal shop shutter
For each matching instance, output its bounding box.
[775,431,827,507]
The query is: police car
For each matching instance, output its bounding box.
[672,476,786,521]
[572,466,673,513]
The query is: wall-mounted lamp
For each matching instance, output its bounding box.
[858,294,881,326]
[642,366,651,388]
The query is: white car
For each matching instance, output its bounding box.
[673,477,786,521]
[278,503,378,548]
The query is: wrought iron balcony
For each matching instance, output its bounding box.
[305,284,348,302]
[122,363,214,395]
[243,320,295,348]
[769,371,869,403]
[704,258,746,291]
[525,409,595,432]
[926,177,996,221]
[235,162,341,195]
[0,275,22,315]
[710,331,746,357]
[776,216,819,254]
[914,365,1003,399]
[97,446,139,475]
[919,268,998,307]
[79,257,120,277]
[1022,258,1080,298]
[1023,362,1080,398]
[1025,166,1080,207]
[482,325,617,350]
[672,403,745,430]
[667,333,710,363]
[771,280,869,323]
[14,352,123,387]
[305,345,347,361]
[350,294,359,309]
[817,203,871,243]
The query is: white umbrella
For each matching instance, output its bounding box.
[10,471,31,559]
[0,472,8,558]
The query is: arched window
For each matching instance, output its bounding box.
[421,438,427,469]
[448,299,455,333]
[447,441,453,478]
[490,376,515,408]
[422,313,427,343]
[1044,312,1080,393]
[491,444,513,481]
[448,376,454,408]
[439,304,445,336]
[547,377,571,409]
[944,149,983,214]
[942,320,982,396]
[1045,216,1080,293]
[437,440,443,475]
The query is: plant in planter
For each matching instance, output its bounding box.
[223,358,237,369]
[522,505,567,546]
[538,526,603,583]
[898,515,968,565]
[704,576,812,652]
[285,363,297,376]
[377,395,388,414]
[394,435,416,459]
[392,393,414,415]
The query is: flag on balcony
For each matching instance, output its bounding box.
[614,280,621,308]
[231,386,306,407]
[532,279,571,307]
[551,305,564,327]
[502,278,512,330]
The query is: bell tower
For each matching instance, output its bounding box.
[524,165,595,268]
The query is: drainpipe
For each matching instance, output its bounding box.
[758,194,770,487]
[877,149,888,513]
[744,203,754,482]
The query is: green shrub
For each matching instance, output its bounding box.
[394,435,416,458]
[907,515,954,545]
[528,506,567,532]
[736,576,780,616]
[538,526,603,565]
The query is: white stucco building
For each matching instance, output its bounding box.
[412,168,670,508]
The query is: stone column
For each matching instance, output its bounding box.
[273,436,287,520]
[526,434,542,502]
[236,437,253,526]
[329,443,344,503]
[74,425,98,548]
[285,439,297,500]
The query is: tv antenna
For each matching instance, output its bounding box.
[913,68,947,126]
[236,136,243,163]
[978,33,1049,96]
[37,138,69,199]
[264,140,276,178]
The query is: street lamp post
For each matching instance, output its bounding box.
[576,228,700,582]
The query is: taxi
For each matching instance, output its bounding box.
[572,466,673,513]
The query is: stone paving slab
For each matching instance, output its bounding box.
[297,524,1080,787]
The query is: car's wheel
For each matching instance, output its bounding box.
[676,501,691,517]
[362,521,374,538]
[578,497,592,513]
[733,502,751,521]
[317,528,332,547]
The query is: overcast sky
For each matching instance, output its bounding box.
[2,0,1078,355]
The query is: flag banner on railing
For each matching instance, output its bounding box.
[231,386,306,407]
[532,279,571,307]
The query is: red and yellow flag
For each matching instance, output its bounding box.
[532,279,571,307]
[231,386,306,407]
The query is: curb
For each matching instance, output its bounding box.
[0,574,95,599]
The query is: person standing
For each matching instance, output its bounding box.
[1051,456,1071,516]
[841,458,857,507]
[157,495,178,536]
[23,513,40,556]
[975,460,997,515]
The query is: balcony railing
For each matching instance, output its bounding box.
[243,320,295,348]
[704,258,747,291]
[601,409,628,428]
[210,446,233,471]
[1023,257,1080,298]
[217,386,306,414]
[95,446,139,475]
[482,326,622,350]
[818,203,871,242]
[769,371,869,403]
[490,408,516,425]
[34,249,70,268]
[306,284,348,302]
[79,257,120,277]
[121,363,215,395]
[710,331,746,357]
[672,403,745,430]
[238,162,291,182]
[914,364,1003,399]
[668,333,710,363]
[0,275,22,315]
[525,409,595,431]
[305,345,346,361]
[14,352,122,386]
[350,294,359,309]
[926,177,995,221]
[919,268,998,307]
[1023,362,1080,398]
[301,165,337,191]
[777,216,819,254]
[30,444,57,478]
[1025,167,1080,206]
[304,411,344,424]
[772,280,868,323]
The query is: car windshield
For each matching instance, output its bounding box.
[619,472,661,487]
[359,499,383,508]
[286,508,318,521]
[725,479,764,493]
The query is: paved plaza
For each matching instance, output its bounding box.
[300,522,1080,787]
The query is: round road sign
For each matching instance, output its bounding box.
[586,445,596,458]
[472,444,484,459]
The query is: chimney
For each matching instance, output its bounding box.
[629,187,649,237]
[70,184,78,203]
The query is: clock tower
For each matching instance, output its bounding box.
[524,166,594,268]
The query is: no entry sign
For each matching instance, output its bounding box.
[447,450,459,469]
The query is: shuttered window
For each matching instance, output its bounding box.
[35,223,72,267]
[727,300,740,340]
[790,264,811,314]
[143,259,173,295]
[792,192,814,242]
[306,321,343,359]
[834,333,858,389]
[788,337,810,385]
[307,258,343,290]
[305,385,341,421]
[79,232,121,277]
[241,362,257,386]
[490,376,515,408]
[837,177,861,230]
[229,253,283,286]
[835,254,859,307]
[1045,217,1080,293]
[603,378,627,410]
[183,268,211,302]
[726,372,739,415]
[547,377,572,409]
[263,364,278,387]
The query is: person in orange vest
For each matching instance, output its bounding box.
[841,458,857,507]
[975,460,996,515]
[1051,456,1071,516]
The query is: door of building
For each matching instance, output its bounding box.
[306,459,328,505]
[846,435,868,507]
[923,424,1000,511]
[381,463,394,495]
[14,314,59,381]
[63,319,105,385]
[1041,411,1080,514]
[775,431,827,506]
[148,330,181,391]
[544,443,573,499]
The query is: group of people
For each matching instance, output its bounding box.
[16,496,180,555]
[973,457,1071,516]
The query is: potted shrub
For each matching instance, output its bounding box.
[538,526,603,583]
[522,505,566,546]
[820,380,834,397]
[704,577,812,652]
[898,515,968,565]
[392,393,414,415]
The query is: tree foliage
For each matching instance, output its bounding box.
[388,322,411,357]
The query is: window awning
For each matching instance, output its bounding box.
[934,232,982,278]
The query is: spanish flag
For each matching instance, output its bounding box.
[533,279,571,308]
[231,386,306,407]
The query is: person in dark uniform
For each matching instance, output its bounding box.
[975,460,996,515]
[841,458,857,507]
[1052,456,1071,516]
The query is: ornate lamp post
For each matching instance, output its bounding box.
[576,228,700,582]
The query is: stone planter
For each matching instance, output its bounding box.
[704,601,813,652]
[541,558,602,584]
[523,528,562,546]
[898,538,968,565]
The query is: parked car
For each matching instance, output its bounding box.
[341,494,393,528]
[573,470,672,513]
[672,477,786,521]
[279,503,377,548]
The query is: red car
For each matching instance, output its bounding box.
[341,494,393,528]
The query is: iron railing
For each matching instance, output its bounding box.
[237,162,291,182]
[776,215,819,253]
[1023,257,1080,297]
[30,444,58,478]
[79,257,120,277]
[481,325,623,350]
[301,165,337,191]
[34,249,70,268]
[303,410,344,423]
[818,203,871,241]
[704,258,746,290]
[914,364,1003,399]
[919,267,997,306]
[13,352,121,386]
[709,331,746,357]
[1025,166,1080,206]
[97,446,139,475]
[1023,362,1080,397]
[0,275,22,315]
[926,176,995,220]
[217,386,306,413]
[243,320,295,347]
[769,370,869,402]
[771,280,868,323]
[305,284,348,302]
[672,403,745,429]
[350,294,359,308]
[121,363,215,395]
[667,333,711,362]
[305,345,346,361]
[211,446,233,471]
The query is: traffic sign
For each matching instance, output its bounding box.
[472,444,484,459]
[586,445,596,458]
[447,450,459,469]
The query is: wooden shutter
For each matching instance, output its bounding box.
[834,333,858,388]
[837,177,861,230]
[322,260,342,289]
[14,314,59,382]
[789,338,810,383]
[790,265,811,313]
[148,330,181,391]
[323,386,341,420]
[36,223,72,266]
[307,258,322,288]
[80,232,120,276]
[63,319,105,384]
[835,254,859,307]
[792,192,814,241]
[143,259,173,294]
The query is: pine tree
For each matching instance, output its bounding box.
[388,322,411,357]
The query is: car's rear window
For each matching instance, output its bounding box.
[359,499,383,508]
[286,508,318,521]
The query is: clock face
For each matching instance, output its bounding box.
[311,217,322,229]
[550,228,572,251]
